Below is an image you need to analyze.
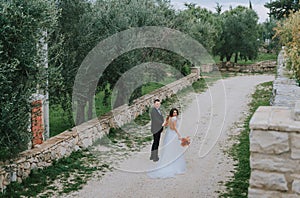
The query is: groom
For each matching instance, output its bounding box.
[150,99,164,162]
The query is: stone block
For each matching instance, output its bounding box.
[250,106,271,130]
[292,101,300,121]
[250,130,289,154]
[23,162,30,170]
[59,146,66,157]
[268,107,295,131]
[248,188,298,198]
[250,153,300,172]
[0,174,3,192]
[251,106,300,132]
[11,171,17,182]
[291,133,300,159]
[31,163,37,170]
[79,138,93,148]
[292,179,300,194]
[250,170,288,191]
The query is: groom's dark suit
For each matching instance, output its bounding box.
[150,107,164,161]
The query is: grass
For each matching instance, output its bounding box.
[49,105,74,137]
[49,82,167,137]
[0,150,110,198]
[219,81,273,198]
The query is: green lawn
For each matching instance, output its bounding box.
[49,82,167,137]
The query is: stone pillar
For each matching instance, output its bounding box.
[248,101,300,197]
[200,64,214,73]
[30,94,45,147]
[190,67,200,76]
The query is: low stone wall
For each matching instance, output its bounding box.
[272,50,300,107]
[248,50,300,197]
[248,103,300,197]
[0,68,200,192]
[218,60,277,73]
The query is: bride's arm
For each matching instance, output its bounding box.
[170,118,181,139]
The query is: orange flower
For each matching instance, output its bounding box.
[181,136,190,147]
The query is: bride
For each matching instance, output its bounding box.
[147,108,186,178]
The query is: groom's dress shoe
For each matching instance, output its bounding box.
[153,157,159,162]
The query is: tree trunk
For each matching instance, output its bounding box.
[234,52,238,63]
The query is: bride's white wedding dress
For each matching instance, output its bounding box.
[147,117,186,178]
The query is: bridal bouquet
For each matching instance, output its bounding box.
[180,136,190,147]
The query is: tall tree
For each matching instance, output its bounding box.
[0,0,58,160]
[175,3,221,52]
[49,0,95,125]
[265,0,300,20]
[213,6,259,63]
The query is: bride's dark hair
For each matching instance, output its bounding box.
[164,108,179,126]
[169,108,179,117]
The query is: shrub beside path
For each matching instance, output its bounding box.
[65,75,274,198]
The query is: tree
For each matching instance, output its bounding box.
[0,0,58,160]
[50,0,180,124]
[274,10,300,81]
[49,0,95,125]
[175,3,221,53]
[213,6,259,63]
[258,18,281,53]
[265,0,300,20]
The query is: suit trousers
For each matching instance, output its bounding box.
[151,127,163,155]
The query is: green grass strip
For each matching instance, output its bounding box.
[220,81,273,198]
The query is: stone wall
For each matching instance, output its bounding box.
[0,68,200,192]
[248,51,300,197]
[218,60,276,73]
[272,50,300,107]
[248,103,300,197]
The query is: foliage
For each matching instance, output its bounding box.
[175,3,221,53]
[258,18,281,53]
[213,6,260,63]
[274,10,300,81]
[0,0,59,160]
[265,0,300,20]
[48,0,94,127]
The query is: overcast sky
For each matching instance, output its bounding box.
[170,0,270,23]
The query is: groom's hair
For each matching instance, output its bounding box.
[154,99,160,103]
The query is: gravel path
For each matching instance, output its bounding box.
[65,75,274,198]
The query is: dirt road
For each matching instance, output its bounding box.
[65,75,274,198]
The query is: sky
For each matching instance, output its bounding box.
[170,0,271,23]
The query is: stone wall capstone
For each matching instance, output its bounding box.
[0,68,200,193]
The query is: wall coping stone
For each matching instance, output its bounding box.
[250,105,300,132]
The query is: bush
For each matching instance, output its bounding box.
[0,0,58,160]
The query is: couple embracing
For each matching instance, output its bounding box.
[148,99,188,179]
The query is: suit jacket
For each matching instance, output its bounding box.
[151,107,164,134]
